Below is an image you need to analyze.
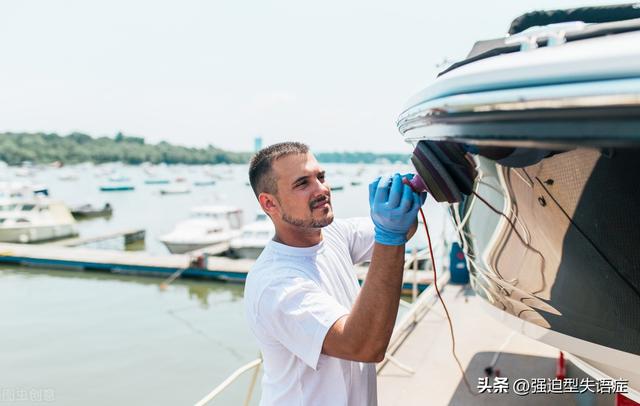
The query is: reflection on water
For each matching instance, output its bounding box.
[0,265,257,406]
[3,265,244,306]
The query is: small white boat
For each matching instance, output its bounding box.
[58,172,79,181]
[144,179,170,185]
[230,212,274,259]
[193,180,216,187]
[0,181,48,198]
[159,186,191,195]
[14,168,34,178]
[159,205,243,254]
[0,198,77,243]
[108,174,131,183]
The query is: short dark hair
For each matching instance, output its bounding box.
[249,142,309,197]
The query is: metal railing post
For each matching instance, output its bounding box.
[411,247,418,304]
[194,358,262,406]
[243,358,261,406]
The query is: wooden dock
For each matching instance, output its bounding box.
[0,242,254,282]
[189,241,232,257]
[47,228,146,247]
[0,241,435,291]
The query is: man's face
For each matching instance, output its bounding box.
[270,152,334,228]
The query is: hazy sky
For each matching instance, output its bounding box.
[0,0,621,153]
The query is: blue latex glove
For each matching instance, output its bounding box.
[369,173,422,246]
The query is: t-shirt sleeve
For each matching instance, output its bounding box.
[343,217,375,264]
[256,274,350,370]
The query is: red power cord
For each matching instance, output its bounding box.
[418,206,476,395]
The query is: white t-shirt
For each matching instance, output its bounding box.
[244,217,377,406]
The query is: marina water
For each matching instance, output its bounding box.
[0,163,452,405]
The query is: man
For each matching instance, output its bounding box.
[244,142,423,405]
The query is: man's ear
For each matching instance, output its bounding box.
[258,192,278,217]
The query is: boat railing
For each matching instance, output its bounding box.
[378,263,450,374]
[193,248,448,405]
[194,357,262,406]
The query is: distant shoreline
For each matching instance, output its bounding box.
[0,132,409,166]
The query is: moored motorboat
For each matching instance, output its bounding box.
[397,5,640,400]
[0,181,49,198]
[159,186,191,195]
[108,174,131,183]
[100,185,134,192]
[70,203,113,220]
[0,198,78,243]
[144,179,170,185]
[229,212,274,259]
[193,180,216,186]
[159,205,243,254]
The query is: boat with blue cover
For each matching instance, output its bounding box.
[99,185,134,192]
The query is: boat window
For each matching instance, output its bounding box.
[257,231,270,238]
[21,204,36,211]
[0,204,17,211]
[16,218,30,223]
[206,228,221,234]
[256,213,267,221]
[242,231,253,238]
[0,218,5,223]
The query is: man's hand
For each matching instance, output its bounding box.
[321,174,425,363]
[369,173,422,246]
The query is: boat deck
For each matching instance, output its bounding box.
[377,284,614,405]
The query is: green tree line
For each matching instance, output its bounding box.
[0,132,409,165]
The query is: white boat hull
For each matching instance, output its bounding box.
[398,15,640,399]
[160,232,239,255]
[0,224,77,243]
[230,245,265,260]
[161,241,217,254]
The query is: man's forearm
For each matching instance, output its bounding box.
[342,243,405,361]
[406,220,418,241]
[323,173,421,362]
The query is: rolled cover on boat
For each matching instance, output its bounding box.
[508,3,640,35]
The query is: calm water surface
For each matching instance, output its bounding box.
[0,163,452,405]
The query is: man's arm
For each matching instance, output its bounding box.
[322,243,405,362]
[322,173,422,363]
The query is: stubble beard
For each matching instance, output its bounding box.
[281,209,333,228]
[279,195,334,228]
